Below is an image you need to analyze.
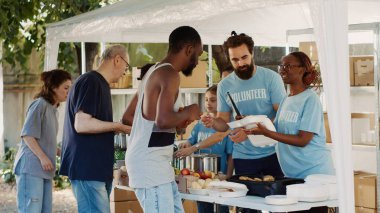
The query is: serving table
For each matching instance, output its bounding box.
[180,193,338,212]
[116,185,338,212]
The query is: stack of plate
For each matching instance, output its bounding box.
[265,195,298,205]
[286,183,329,202]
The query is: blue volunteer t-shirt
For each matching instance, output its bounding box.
[218,66,286,159]
[188,121,233,174]
[274,89,335,179]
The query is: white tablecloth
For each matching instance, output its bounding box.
[116,185,338,212]
[180,193,338,212]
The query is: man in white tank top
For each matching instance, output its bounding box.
[122,26,203,213]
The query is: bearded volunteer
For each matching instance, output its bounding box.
[123,26,202,213]
[202,32,286,177]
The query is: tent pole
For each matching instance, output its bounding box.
[0,40,4,158]
[374,22,380,211]
[81,42,86,74]
[208,44,212,87]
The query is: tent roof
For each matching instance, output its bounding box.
[46,0,380,46]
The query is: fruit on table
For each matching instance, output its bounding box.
[191,181,202,189]
[193,172,200,177]
[180,168,190,175]
[200,170,214,179]
[174,168,180,175]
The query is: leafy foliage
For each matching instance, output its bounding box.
[0,0,120,74]
[0,147,17,184]
[54,155,70,189]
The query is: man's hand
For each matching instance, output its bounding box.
[184,104,201,121]
[114,123,132,134]
[177,141,192,149]
[235,115,246,120]
[174,146,198,158]
[201,114,214,128]
[228,128,248,143]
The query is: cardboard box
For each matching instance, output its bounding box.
[183,200,198,213]
[349,57,355,86]
[110,201,143,213]
[323,113,332,143]
[354,171,377,209]
[299,42,318,61]
[177,175,199,193]
[351,112,375,144]
[351,56,374,86]
[180,61,208,88]
[110,187,137,202]
[355,207,377,213]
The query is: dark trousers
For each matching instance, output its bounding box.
[197,202,229,213]
[234,154,283,213]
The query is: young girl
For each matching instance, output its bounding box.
[177,85,233,213]
[249,52,335,180]
[13,69,72,213]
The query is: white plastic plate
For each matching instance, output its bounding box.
[265,195,298,205]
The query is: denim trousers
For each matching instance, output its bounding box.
[16,173,53,213]
[70,180,112,213]
[134,181,184,213]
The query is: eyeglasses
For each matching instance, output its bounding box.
[120,56,130,72]
[278,64,303,71]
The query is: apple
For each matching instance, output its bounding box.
[199,171,211,179]
[180,168,190,176]
[204,170,212,178]
[193,172,200,178]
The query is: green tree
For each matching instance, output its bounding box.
[0,0,120,75]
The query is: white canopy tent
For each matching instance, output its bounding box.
[44,0,380,212]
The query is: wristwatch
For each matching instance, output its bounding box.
[194,143,201,152]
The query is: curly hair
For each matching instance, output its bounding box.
[34,69,72,105]
[289,51,321,88]
[223,31,255,57]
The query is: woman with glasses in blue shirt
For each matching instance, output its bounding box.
[247,52,334,212]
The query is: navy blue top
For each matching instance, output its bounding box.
[60,71,114,182]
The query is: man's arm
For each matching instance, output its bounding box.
[175,131,230,157]
[155,70,200,129]
[75,111,131,134]
[121,93,138,126]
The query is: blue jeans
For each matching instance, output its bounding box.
[197,201,229,213]
[71,180,112,213]
[134,181,184,213]
[16,173,53,213]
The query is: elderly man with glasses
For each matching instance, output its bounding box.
[60,44,131,213]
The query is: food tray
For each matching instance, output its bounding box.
[228,174,304,197]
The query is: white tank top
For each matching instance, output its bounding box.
[125,63,182,188]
